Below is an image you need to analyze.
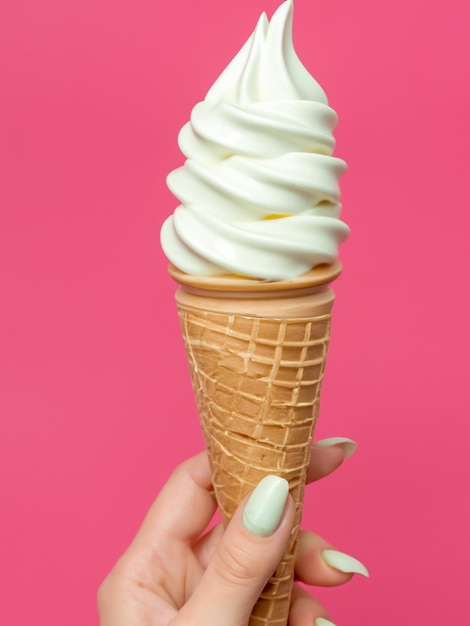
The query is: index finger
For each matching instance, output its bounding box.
[133,451,217,547]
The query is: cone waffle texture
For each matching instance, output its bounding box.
[171,266,338,626]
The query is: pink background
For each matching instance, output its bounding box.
[1,0,469,624]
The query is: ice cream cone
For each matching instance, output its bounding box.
[168,261,342,626]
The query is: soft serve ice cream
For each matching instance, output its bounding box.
[161,0,349,280]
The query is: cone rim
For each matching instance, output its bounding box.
[168,261,342,293]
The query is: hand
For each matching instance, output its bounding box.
[98,439,368,626]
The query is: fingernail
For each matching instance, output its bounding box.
[315,618,336,626]
[242,476,289,537]
[315,437,357,459]
[322,549,369,577]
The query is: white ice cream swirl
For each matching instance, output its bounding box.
[161,0,349,280]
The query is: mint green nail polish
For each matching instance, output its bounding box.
[242,476,289,537]
[322,549,369,577]
[315,437,357,459]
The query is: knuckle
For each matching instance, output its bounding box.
[214,537,260,587]
[96,557,133,615]
[96,572,115,614]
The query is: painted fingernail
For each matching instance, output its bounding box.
[242,476,289,537]
[322,549,369,577]
[315,437,357,459]
[315,618,336,626]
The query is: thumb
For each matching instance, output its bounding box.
[175,476,295,626]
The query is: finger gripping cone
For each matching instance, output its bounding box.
[169,262,341,626]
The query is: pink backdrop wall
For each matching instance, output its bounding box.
[1,0,469,624]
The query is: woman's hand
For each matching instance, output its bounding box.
[98,439,368,626]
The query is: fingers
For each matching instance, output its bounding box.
[133,435,356,546]
[133,452,217,548]
[193,523,224,568]
[289,529,369,626]
[290,584,335,626]
[175,476,295,626]
[307,438,357,484]
[295,530,369,587]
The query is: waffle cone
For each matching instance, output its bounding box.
[169,262,342,626]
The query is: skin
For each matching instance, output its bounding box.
[98,443,354,626]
